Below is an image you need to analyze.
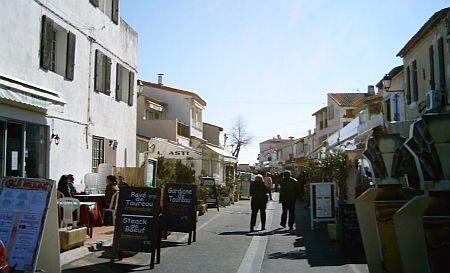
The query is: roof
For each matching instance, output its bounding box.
[140,80,207,106]
[397,7,449,57]
[138,93,167,105]
[328,93,368,107]
[376,65,404,89]
[311,106,327,116]
[260,138,292,145]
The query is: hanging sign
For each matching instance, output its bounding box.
[0,177,54,273]
[163,183,197,244]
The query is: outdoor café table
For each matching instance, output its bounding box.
[58,201,103,238]
[73,194,105,211]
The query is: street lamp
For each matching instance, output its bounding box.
[382,74,392,92]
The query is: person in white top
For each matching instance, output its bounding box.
[264,172,273,201]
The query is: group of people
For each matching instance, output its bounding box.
[57,173,128,207]
[249,171,301,232]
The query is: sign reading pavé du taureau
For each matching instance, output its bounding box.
[113,187,161,253]
[163,183,197,232]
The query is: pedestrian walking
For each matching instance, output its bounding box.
[264,172,273,200]
[279,170,300,230]
[249,174,269,232]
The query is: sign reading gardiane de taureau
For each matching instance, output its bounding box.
[163,183,197,244]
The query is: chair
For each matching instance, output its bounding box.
[58,197,80,228]
[57,190,65,199]
[103,191,119,225]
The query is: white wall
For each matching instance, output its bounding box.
[0,0,137,181]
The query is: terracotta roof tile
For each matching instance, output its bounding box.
[328,93,368,107]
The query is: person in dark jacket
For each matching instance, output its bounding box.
[250,174,269,232]
[279,170,300,230]
[57,175,70,197]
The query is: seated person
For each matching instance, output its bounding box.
[104,175,119,206]
[57,175,70,197]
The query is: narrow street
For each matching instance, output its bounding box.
[62,193,368,273]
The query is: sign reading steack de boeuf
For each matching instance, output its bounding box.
[113,187,161,254]
[163,183,197,233]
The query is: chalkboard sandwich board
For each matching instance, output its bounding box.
[112,187,161,268]
[163,183,197,244]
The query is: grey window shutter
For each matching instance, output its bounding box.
[112,0,119,24]
[40,15,54,70]
[116,63,122,101]
[128,71,134,106]
[89,0,99,7]
[104,55,112,95]
[65,31,76,81]
[94,50,103,92]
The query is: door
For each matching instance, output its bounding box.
[5,122,24,176]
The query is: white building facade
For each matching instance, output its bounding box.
[0,0,138,181]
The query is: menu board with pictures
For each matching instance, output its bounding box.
[113,187,161,253]
[0,177,53,273]
[163,183,197,232]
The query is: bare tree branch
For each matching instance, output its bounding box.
[228,116,253,158]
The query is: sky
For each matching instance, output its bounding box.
[120,0,449,164]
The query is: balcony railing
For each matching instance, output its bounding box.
[177,122,190,138]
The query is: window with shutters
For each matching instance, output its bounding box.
[115,63,135,106]
[437,37,446,91]
[94,50,111,95]
[90,0,119,25]
[406,66,411,104]
[40,15,76,80]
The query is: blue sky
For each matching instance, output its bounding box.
[121,0,449,164]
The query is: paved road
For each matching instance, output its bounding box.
[62,193,368,273]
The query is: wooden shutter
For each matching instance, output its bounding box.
[40,15,54,70]
[128,71,135,106]
[437,38,446,89]
[89,0,99,7]
[116,63,122,101]
[429,46,435,90]
[94,50,103,92]
[104,55,112,95]
[412,60,418,102]
[406,66,411,105]
[65,31,76,81]
[112,0,119,24]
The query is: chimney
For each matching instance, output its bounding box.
[308,130,311,136]
[277,134,281,140]
[157,74,164,85]
[367,85,375,95]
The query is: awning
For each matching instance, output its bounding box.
[204,144,233,157]
[0,73,66,108]
[149,137,202,159]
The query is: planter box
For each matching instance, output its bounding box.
[59,227,87,251]
[197,204,207,216]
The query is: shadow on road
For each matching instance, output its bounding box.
[266,201,366,267]
[62,261,149,272]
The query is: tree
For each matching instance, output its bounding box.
[229,116,253,158]
[175,160,196,184]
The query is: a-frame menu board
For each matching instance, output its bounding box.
[112,187,161,269]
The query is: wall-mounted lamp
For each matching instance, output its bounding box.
[382,74,392,92]
[109,139,118,150]
[51,134,60,145]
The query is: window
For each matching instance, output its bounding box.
[94,50,111,95]
[145,110,160,120]
[385,99,392,122]
[437,37,446,90]
[344,109,354,118]
[412,60,418,103]
[328,105,334,120]
[90,0,119,24]
[40,15,76,80]
[192,108,202,129]
[92,136,104,172]
[115,63,135,105]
